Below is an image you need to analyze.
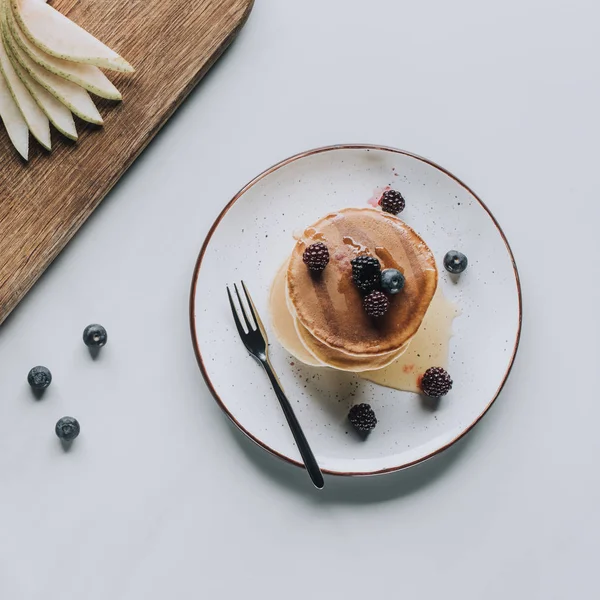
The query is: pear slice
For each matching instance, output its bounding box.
[0,22,49,149]
[6,42,77,140]
[6,4,121,100]
[11,0,134,72]
[1,2,77,139]
[3,16,103,125]
[0,69,28,158]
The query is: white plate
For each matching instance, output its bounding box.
[190,145,522,476]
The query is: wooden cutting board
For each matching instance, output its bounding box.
[0,0,253,325]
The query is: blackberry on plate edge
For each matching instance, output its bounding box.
[379,189,405,215]
[348,403,377,433]
[420,367,453,397]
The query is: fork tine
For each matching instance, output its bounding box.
[234,283,255,332]
[241,281,267,338]
[227,286,248,338]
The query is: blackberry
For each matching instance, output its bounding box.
[83,324,107,347]
[303,242,330,272]
[420,367,453,397]
[379,189,405,215]
[55,417,80,442]
[363,290,390,317]
[444,250,468,274]
[348,403,377,433]
[27,366,52,390]
[351,255,381,292]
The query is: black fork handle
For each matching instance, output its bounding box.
[261,360,324,489]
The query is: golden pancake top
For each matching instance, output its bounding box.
[287,207,438,355]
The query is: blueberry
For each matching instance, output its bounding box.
[27,366,52,390]
[444,250,468,274]
[83,324,107,347]
[380,268,405,294]
[55,417,80,441]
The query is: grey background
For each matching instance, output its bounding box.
[0,0,598,598]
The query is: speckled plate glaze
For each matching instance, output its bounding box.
[190,145,522,476]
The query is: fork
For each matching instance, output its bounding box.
[227,281,324,489]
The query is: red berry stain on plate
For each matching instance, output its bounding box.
[367,185,391,208]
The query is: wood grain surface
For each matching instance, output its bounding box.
[0,0,253,325]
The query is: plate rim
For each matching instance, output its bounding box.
[189,143,523,477]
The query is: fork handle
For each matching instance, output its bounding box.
[262,361,325,489]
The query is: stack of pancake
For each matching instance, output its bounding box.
[271,207,438,372]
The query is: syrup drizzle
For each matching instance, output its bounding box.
[294,227,326,244]
[359,287,459,392]
[375,246,405,274]
[342,236,368,254]
[270,260,459,393]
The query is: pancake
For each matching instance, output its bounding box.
[269,260,323,367]
[270,258,410,371]
[286,207,438,356]
[294,317,410,371]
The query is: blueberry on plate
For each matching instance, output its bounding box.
[27,366,52,390]
[55,417,80,441]
[443,250,468,274]
[380,268,405,294]
[83,324,107,347]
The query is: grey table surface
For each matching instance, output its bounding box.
[0,0,598,598]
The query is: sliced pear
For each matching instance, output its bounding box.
[0,69,28,158]
[6,43,77,140]
[6,4,121,100]
[0,23,49,149]
[3,16,103,125]
[11,0,134,72]
[1,2,77,139]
